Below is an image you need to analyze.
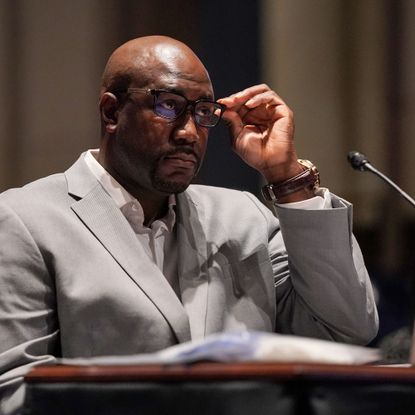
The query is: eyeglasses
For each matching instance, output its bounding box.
[126,88,226,128]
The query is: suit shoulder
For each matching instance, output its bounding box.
[0,173,67,207]
[185,184,275,219]
[182,185,279,240]
[186,184,252,200]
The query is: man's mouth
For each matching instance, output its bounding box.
[164,153,197,164]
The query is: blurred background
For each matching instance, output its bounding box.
[1,0,415,350]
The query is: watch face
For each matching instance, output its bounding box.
[298,159,320,188]
[298,159,313,169]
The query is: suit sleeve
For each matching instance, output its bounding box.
[247,192,379,345]
[0,202,58,415]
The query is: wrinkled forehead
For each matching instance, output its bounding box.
[153,69,214,100]
[133,44,214,97]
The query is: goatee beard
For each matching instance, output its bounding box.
[150,149,202,194]
[152,176,190,194]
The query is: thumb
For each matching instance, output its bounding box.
[221,109,244,141]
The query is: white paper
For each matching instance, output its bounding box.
[58,331,380,366]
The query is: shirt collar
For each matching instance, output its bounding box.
[84,149,176,231]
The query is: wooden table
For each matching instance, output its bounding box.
[23,362,415,415]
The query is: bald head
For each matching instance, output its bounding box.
[97,35,215,203]
[101,36,212,95]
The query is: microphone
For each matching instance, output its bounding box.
[347,151,415,209]
[347,151,371,171]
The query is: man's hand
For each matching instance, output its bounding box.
[218,84,304,184]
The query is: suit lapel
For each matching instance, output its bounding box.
[65,155,191,344]
[176,191,209,340]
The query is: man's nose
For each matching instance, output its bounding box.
[173,110,199,143]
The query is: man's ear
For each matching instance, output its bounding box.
[100,92,120,134]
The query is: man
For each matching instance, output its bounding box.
[0,36,378,413]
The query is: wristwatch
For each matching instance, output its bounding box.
[261,159,320,202]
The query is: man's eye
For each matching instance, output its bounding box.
[160,99,178,110]
[196,104,214,117]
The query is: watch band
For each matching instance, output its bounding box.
[261,159,320,202]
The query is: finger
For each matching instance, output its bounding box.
[228,84,272,101]
[241,102,293,125]
[219,100,251,121]
[241,105,295,137]
[221,110,244,141]
[244,90,287,109]
[217,96,246,114]
[218,84,272,109]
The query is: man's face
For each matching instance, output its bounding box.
[106,71,214,197]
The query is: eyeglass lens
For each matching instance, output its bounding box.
[153,91,223,127]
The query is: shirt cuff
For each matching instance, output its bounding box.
[274,187,332,210]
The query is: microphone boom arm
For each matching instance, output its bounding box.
[348,151,415,209]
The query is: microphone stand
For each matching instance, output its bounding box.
[347,150,415,363]
[362,163,415,209]
[347,151,415,209]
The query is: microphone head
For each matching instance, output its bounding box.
[347,151,370,171]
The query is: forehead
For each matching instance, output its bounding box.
[134,46,214,99]
[156,72,214,100]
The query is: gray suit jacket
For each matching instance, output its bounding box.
[0,154,378,414]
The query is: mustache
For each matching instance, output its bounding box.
[162,147,200,162]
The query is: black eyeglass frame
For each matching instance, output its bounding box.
[123,88,226,128]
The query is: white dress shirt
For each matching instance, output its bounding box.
[84,149,180,296]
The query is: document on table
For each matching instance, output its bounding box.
[58,331,380,366]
